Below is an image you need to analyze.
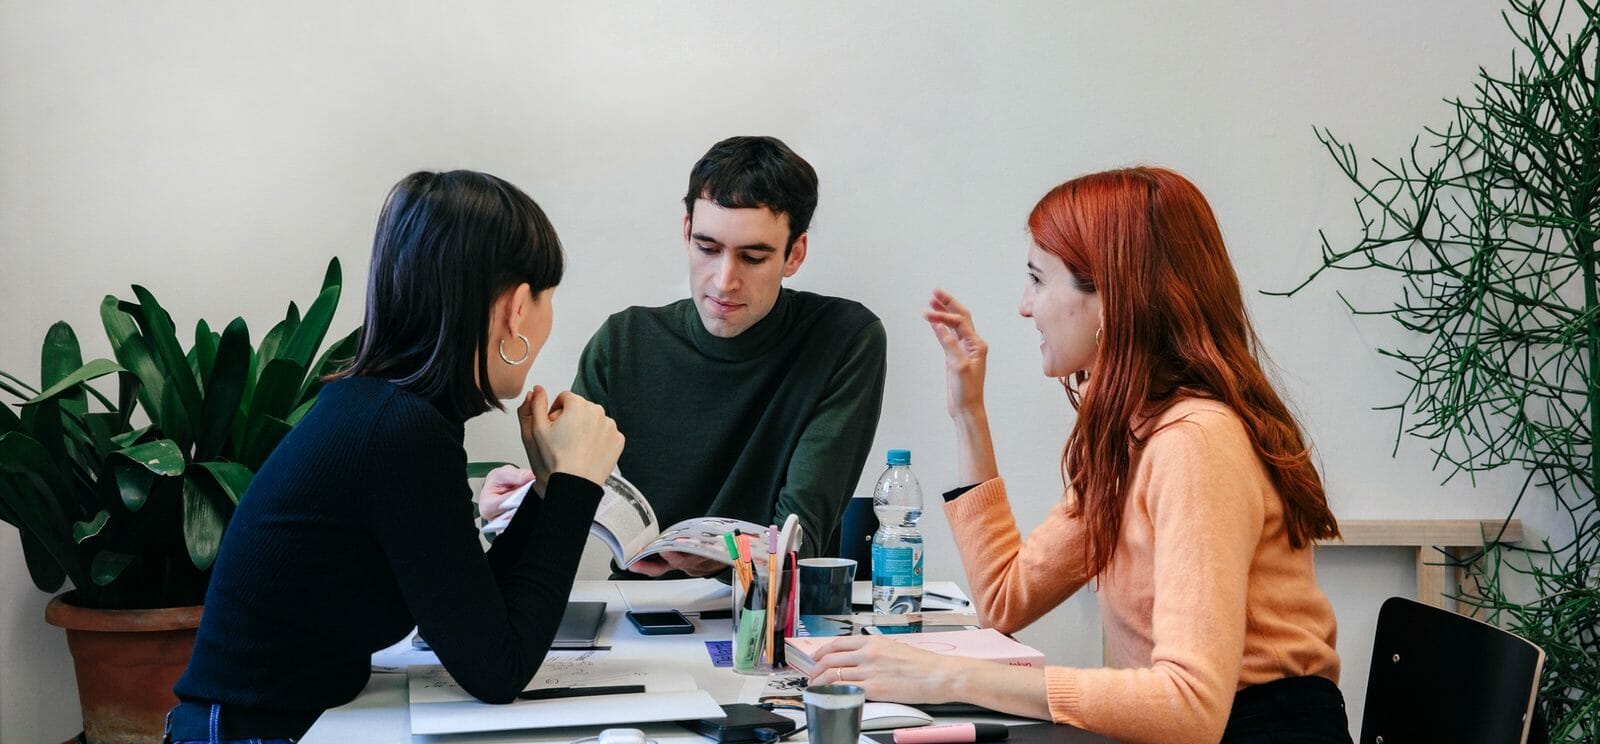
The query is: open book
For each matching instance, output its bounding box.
[481,472,774,570]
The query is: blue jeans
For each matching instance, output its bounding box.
[164,703,298,744]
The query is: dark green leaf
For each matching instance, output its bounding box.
[191,319,219,389]
[0,401,21,436]
[21,530,67,592]
[130,285,203,434]
[90,551,135,586]
[194,461,253,505]
[0,472,18,528]
[0,370,40,397]
[41,322,87,418]
[320,257,341,294]
[24,359,123,407]
[109,425,151,449]
[21,397,71,476]
[159,381,193,451]
[467,461,515,478]
[299,327,359,403]
[72,510,110,543]
[113,439,186,477]
[196,317,251,461]
[101,295,165,419]
[114,369,141,431]
[182,473,228,571]
[110,438,184,513]
[255,315,298,383]
[246,358,306,435]
[280,285,340,375]
[112,459,157,512]
[239,415,292,472]
[286,396,316,426]
[0,435,88,587]
[82,412,122,458]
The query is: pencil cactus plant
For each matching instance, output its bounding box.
[0,258,356,610]
[1278,0,1598,739]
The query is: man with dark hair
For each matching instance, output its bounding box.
[573,136,886,576]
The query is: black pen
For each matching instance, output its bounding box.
[925,591,971,606]
[516,684,646,701]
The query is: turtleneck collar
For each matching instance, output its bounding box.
[684,288,796,363]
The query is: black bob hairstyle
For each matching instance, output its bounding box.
[334,170,564,421]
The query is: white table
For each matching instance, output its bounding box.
[303,580,979,743]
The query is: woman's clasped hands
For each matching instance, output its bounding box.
[518,385,624,490]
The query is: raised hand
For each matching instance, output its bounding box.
[925,289,989,420]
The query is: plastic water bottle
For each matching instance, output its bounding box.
[871,449,924,614]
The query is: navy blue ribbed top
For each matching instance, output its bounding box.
[175,376,600,733]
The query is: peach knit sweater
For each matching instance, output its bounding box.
[945,398,1340,744]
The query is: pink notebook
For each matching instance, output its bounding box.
[785,627,1045,675]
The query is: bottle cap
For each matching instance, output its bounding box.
[886,449,911,466]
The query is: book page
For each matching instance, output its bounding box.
[624,516,768,568]
[590,472,660,564]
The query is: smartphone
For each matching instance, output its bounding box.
[677,703,795,742]
[626,609,695,635]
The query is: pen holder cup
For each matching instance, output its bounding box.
[732,556,795,675]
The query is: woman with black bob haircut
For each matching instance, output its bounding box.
[167,170,623,743]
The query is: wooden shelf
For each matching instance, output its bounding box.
[1318,518,1523,615]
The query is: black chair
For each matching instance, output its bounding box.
[839,496,877,581]
[1359,596,1545,744]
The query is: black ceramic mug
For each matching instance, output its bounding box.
[798,557,856,616]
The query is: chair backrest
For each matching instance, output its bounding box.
[1360,596,1544,744]
[839,496,877,580]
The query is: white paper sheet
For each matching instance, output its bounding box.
[851,580,975,612]
[616,577,732,614]
[407,659,720,735]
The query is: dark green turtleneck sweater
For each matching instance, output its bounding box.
[573,289,886,564]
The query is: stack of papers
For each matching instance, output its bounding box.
[407,658,720,735]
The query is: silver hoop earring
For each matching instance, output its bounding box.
[498,334,532,365]
[1095,326,1103,345]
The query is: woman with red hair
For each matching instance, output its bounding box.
[809,167,1351,744]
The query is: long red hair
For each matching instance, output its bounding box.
[1028,167,1339,577]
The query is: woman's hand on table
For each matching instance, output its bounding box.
[805,636,972,704]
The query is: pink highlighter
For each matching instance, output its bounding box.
[893,723,1009,744]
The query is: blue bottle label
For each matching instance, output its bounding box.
[871,544,923,587]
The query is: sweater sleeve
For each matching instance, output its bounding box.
[774,319,887,558]
[943,478,1093,633]
[368,401,602,704]
[1037,414,1265,744]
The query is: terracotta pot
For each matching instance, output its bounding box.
[44,594,203,744]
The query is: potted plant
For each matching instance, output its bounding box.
[0,258,355,744]
[1277,0,1598,739]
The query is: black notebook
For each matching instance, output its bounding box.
[413,600,607,651]
[551,600,608,649]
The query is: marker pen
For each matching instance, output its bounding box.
[894,723,1009,744]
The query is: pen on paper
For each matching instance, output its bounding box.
[928,588,972,604]
[516,684,646,701]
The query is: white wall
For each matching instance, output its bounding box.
[1,1,1546,740]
